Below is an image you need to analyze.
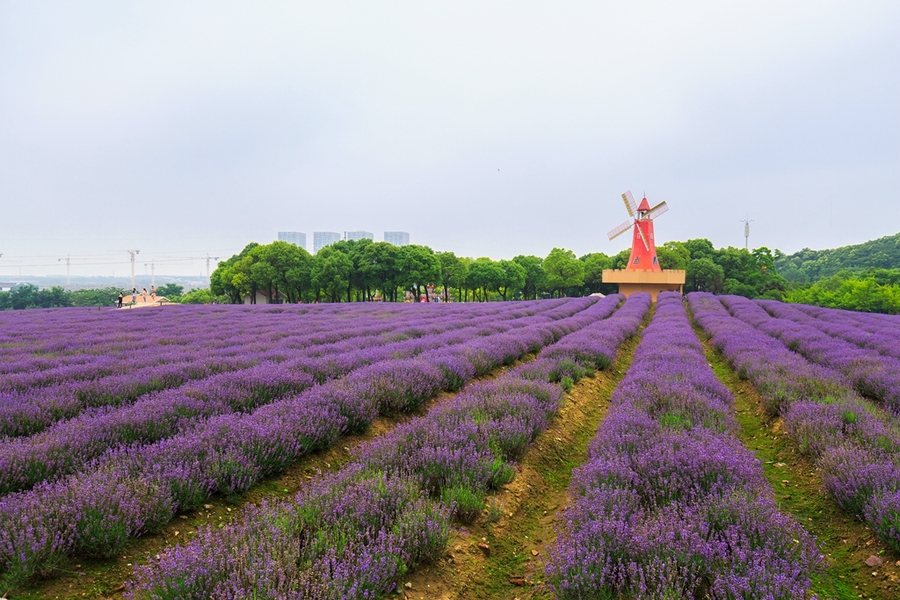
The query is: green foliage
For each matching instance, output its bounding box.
[0,284,73,310]
[311,246,352,303]
[776,232,900,283]
[466,257,504,302]
[786,272,900,314]
[611,248,630,270]
[580,252,612,294]
[685,257,724,293]
[543,248,584,297]
[155,283,184,299]
[396,245,441,301]
[179,288,218,304]
[437,251,468,302]
[496,259,526,301]
[7,232,897,310]
[656,241,690,271]
[512,255,545,300]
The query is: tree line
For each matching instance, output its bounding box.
[0,283,208,310]
[775,232,900,283]
[208,238,788,304]
[7,234,898,313]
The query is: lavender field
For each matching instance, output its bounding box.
[1,295,899,599]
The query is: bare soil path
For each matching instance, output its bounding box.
[398,325,646,600]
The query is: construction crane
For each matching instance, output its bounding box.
[58,254,71,287]
[206,253,220,279]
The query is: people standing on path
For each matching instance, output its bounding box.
[117,292,124,309]
[150,285,156,301]
[142,288,148,303]
[131,288,137,305]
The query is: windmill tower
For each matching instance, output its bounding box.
[607,190,670,272]
[602,190,685,301]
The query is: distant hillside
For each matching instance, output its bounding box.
[776,233,900,283]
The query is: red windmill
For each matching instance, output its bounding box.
[606,190,670,272]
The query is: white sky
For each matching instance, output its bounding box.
[1,1,898,277]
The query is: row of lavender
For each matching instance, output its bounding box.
[730,297,900,413]
[124,294,651,599]
[790,302,900,361]
[546,293,820,599]
[0,296,626,593]
[0,301,565,438]
[689,293,900,553]
[0,300,591,495]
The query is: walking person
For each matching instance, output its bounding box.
[142,288,148,303]
[131,288,137,305]
[150,285,156,301]
[117,292,124,309]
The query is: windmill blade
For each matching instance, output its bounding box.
[636,224,650,250]
[646,201,669,220]
[607,219,632,241]
[621,190,637,217]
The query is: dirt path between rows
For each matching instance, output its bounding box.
[692,321,900,600]
[399,330,645,600]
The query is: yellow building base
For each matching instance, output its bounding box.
[602,269,686,301]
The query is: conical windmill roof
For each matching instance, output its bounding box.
[637,197,651,212]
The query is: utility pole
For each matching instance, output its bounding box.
[126,249,140,290]
[740,215,754,250]
[58,254,70,287]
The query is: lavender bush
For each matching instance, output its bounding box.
[1,296,650,592]
[123,294,649,599]
[547,293,821,599]
[689,292,900,553]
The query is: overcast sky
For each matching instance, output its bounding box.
[1,1,898,278]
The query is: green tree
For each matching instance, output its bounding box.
[361,242,401,301]
[257,240,308,303]
[686,258,724,293]
[466,257,503,302]
[8,284,38,310]
[311,246,352,302]
[70,287,120,307]
[543,248,584,298]
[397,245,441,302]
[512,255,545,300]
[683,238,716,261]
[656,241,690,271]
[180,288,218,304]
[211,243,260,303]
[437,251,467,302]
[715,247,754,282]
[155,283,184,300]
[496,259,526,301]
[610,248,631,270]
[580,252,611,294]
[40,286,72,308]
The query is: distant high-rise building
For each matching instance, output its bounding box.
[344,231,374,242]
[277,232,306,249]
[313,231,341,254]
[384,231,410,246]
